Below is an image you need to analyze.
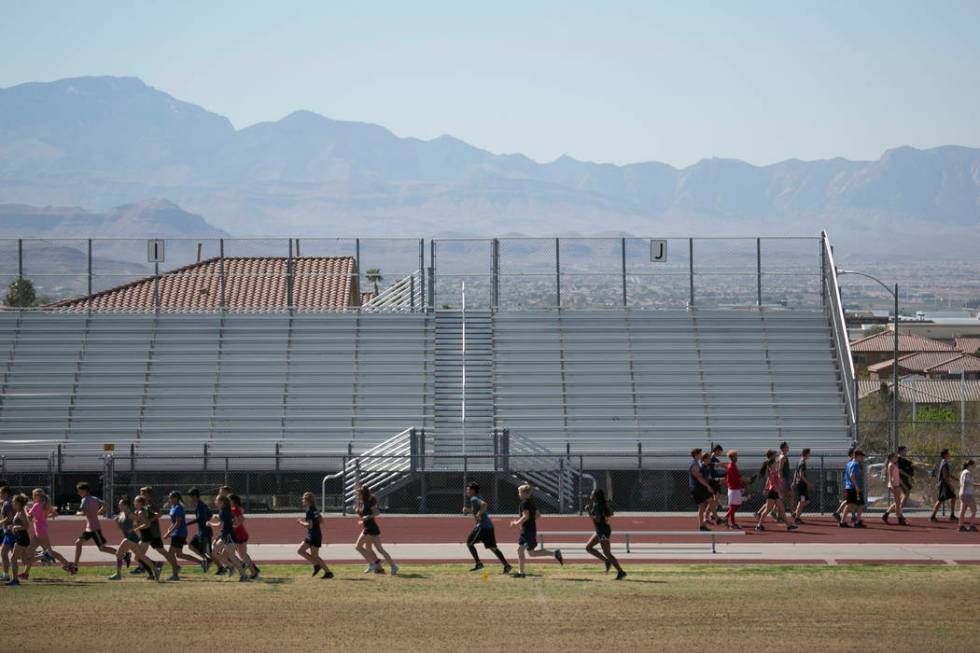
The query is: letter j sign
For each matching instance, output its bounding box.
[650,239,667,262]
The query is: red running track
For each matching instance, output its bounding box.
[43,514,974,546]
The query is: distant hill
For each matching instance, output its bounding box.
[1,76,978,256]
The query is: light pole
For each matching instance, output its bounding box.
[837,269,899,451]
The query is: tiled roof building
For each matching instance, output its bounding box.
[48,256,361,311]
[850,331,955,367]
[867,351,980,380]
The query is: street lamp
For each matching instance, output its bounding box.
[837,269,899,452]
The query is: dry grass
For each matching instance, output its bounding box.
[5,564,979,652]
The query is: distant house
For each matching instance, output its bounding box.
[47,256,362,311]
[849,331,955,368]
[955,337,980,356]
[867,351,980,381]
[858,378,980,404]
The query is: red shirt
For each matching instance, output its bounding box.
[726,462,744,490]
[231,505,248,541]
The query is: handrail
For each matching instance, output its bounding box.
[821,231,856,431]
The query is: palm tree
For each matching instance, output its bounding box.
[365,268,383,295]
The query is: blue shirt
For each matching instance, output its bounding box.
[844,459,862,490]
[194,500,212,533]
[470,495,492,529]
[169,503,188,538]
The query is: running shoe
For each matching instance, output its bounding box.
[615,570,627,581]
[969,526,978,532]
[950,516,959,522]
[502,564,513,575]
[838,521,850,528]
[199,559,208,573]
[881,513,890,524]
[17,572,28,580]
[832,511,841,522]
[929,516,939,523]
[787,524,798,532]
[42,551,56,565]
[854,521,867,529]
[130,566,145,575]
[364,563,376,574]
[959,526,969,532]
[390,563,399,576]
[554,550,564,566]
[755,525,765,532]
[238,574,250,582]
[604,558,612,573]
[152,564,162,582]
[250,565,261,580]
[312,564,322,577]
[793,518,803,525]
[469,562,484,572]
[699,525,711,532]
[323,570,334,579]
[215,566,227,576]
[373,566,385,575]
[5,579,19,586]
[167,574,180,582]
[107,572,122,580]
[898,517,909,526]
[512,572,526,578]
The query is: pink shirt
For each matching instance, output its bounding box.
[28,501,48,537]
[888,463,902,488]
[765,465,781,493]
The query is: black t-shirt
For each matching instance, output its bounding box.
[589,501,610,525]
[306,506,321,538]
[794,459,807,485]
[519,498,537,531]
[219,506,235,537]
[898,457,914,481]
[358,497,377,525]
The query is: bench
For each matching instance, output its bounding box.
[537,530,745,554]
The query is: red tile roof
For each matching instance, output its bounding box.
[858,378,980,403]
[850,331,954,353]
[955,337,980,355]
[867,352,980,374]
[49,256,359,311]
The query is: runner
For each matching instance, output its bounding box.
[778,442,793,515]
[957,460,977,532]
[509,484,563,578]
[791,448,811,524]
[207,494,248,582]
[0,484,14,582]
[107,496,156,580]
[840,449,867,528]
[72,482,117,569]
[706,445,725,525]
[584,489,626,580]
[297,491,333,579]
[882,453,907,525]
[353,485,398,576]
[833,447,856,523]
[930,449,958,522]
[5,494,31,586]
[462,482,512,574]
[133,494,179,581]
[21,489,74,578]
[688,448,713,531]
[185,488,213,573]
[228,494,260,579]
[755,450,798,532]
[164,491,206,571]
[724,450,747,528]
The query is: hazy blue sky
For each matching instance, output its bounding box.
[2,1,978,167]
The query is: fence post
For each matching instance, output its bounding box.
[555,237,561,309]
[47,453,54,502]
[219,238,226,309]
[287,238,294,309]
[341,455,348,516]
[491,238,499,311]
[429,239,436,310]
[558,457,565,514]
[87,238,93,299]
[418,238,425,310]
[819,455,825,514]
[1,455,5,479]
[203,442,208,472]
[756,237,762,307]
[688,238,695,307]
[579,455,585,515]
[637,441,643,470]
[621,237,628,307]
[17,238,23,307]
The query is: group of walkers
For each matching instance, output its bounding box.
[688,443,978,532]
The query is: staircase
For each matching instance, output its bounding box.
[496,428,595,513]
[333,427,424,509]
[432,311,495,465]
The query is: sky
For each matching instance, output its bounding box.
[1,1,978,168]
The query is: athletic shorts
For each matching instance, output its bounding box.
[123,532,140,544]
[2,533,16,548]
[593,522,612,541]
[170,535,187,549]
[361,520,381,537]
[467,525,497,550]
[795,483,808,502]
[766,490,780,501]
[81,530,107,547]
[518,529,537,550]
[190,532,212,553]
[304,534,322,548]
[845,488,864,506]
[900,480,912,493]
[15,531,30,547]
[141,533,165,549]
[709,480,722,494]
[727,489,743,506]
[938,483,954,502]
[232,531,249,544]
[691,485,712,505]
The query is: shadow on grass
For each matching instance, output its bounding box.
[553,578,593,583]
[390,573,427,579]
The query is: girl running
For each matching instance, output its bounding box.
[207,495,248,582]
[584,489,626,580]
[755,451,797,532]
[958,460,978,532]
[297,491,333,579]
[6,494,32,586]
[882,453,908,525]
[354,485,398,576]
[132,495,179,581]
[108,497,155,580]
[509,484,563,578]
[228,494,260,579]
[21,489,74,578]
[164,491,206,572]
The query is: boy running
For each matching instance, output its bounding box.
[185,488,213,572]
[134,493,179,581]
[840,449,867,528]
[165,491,206,571]
[509,484,563,578]
[462,482,511,574]
[73,482,116,568]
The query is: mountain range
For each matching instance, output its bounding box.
[1,76,978,257]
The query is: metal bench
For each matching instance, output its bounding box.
[538,529,745,554]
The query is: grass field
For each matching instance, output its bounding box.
[4,564,978,652]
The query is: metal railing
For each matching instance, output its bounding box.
[821,231,857,435]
